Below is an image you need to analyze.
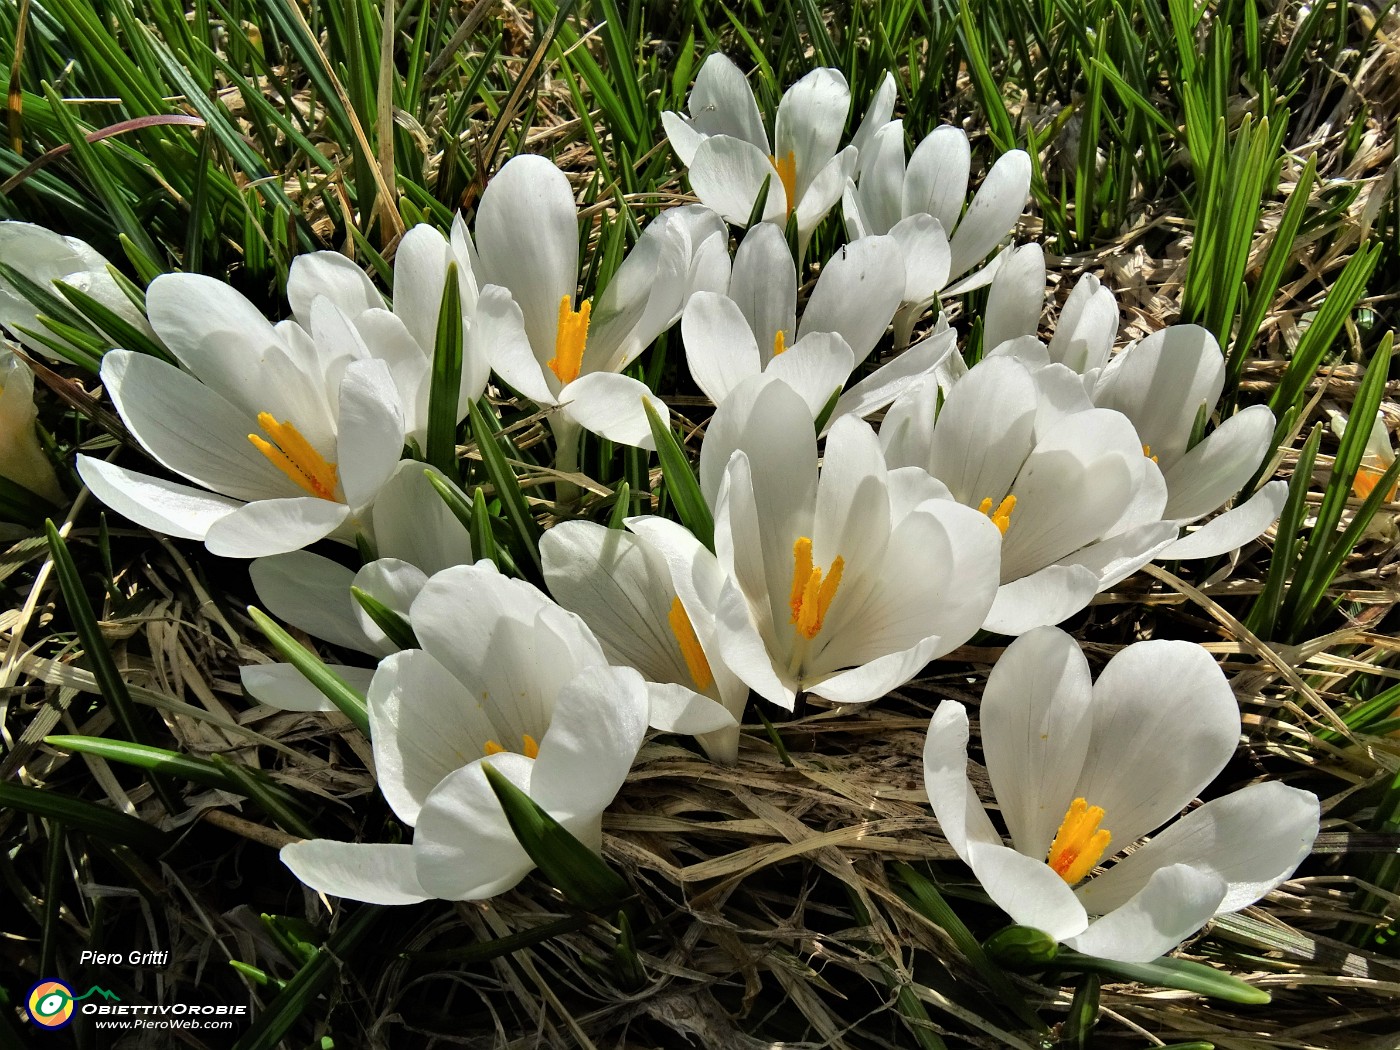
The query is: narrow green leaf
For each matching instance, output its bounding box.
[247,606,369,737]
[0,782,166,853]
[426,261,463,477]
[1055,950,1271,1004]
[210,755,317,839]
[643,399,713,551]
[467,398,543,576]
[350,587,419,650]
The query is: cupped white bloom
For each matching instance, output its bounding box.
[76,256,415,558]
[280,564,651,904]
[541,519,741,762]
[0,346,63,504]
[663,54,858,254]
[694,375,1001,709]
[924,627,1319,963]
[880,353,1178,635]
[0,221,159,360]
[473,154,728,449]
[842,121,1031,305]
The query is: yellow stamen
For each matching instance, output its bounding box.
[248,412,339,500]
[977,494,1017,535]
[484,735,540,759]
[1354,464,1398,503]
[1047,797,1112,884]
[772,329,787,357]
[769,150,798,217]
[667,596,714,692]
[547,295,592,385]
[788,536,844,640]
[1143,444,1159,464]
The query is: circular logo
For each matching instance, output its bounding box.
[27,980,75,1029]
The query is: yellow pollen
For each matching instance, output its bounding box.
[547,295,591,385]
[484,734,540,759]
[1047,797,1112,884]
[667,596,714,692]
[788,536,844,640]
[977,494,1017,534]
[769,150,798,217]
[1354,464,1398,503]
[1143,444,1159,464]
[772,329,787,357]
[248,413,339,500]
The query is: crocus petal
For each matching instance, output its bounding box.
[474,155,579,357]
[412,752,537,900]
[336,359,406,511]
[368,649,498,826]
[774,67,850,195]
[982,564,1104,636]
[1077,781,1319,917]
[370,461,474,574]
[682,291,764,406]
[281,841,429,905]
[946,150,1031,279]
[888,214,952,303]
[984,243,1046,352]
[688,136,789,227]
[240,663,375,712]
[831,328,955,424]
[1162,404,1276,521]
[793,147,858,243]
[1065,864,1228,963]
[559,371,668,449]
[765,332,855,418]
[1160,480,1288,559]
[250,550,379,654]
[351,558,429,645]
[1054,519,1180,591]
[678,53,769,155]
[853,121,907,235]
[797,235,904,364]
[287,251,383,329]
[646,682,738,734]
[850,72,897,176]
[204,497,351,558]
[480,284,555,405]
[903,126,971,232]
[76,456,240,541]
[1047,274,1118,374]
[1074,640,1240,848]
[731,222,797,353]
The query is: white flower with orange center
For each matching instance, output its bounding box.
[1327,406,1397,503]
[669,375,1001,710]
[472,154,728,453]
[661,54,860,255]
[924,626,1320,963]
[280,562,651,905]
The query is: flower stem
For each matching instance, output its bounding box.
[551,415,582,511]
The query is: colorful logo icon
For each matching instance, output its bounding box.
[26,981,75,1028]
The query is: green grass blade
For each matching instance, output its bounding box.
[247,606,370,737]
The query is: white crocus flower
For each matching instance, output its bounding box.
[473,154,728,454]
[0,345,63,504]
[662,54,857,254]
[983,255,1288,559]
[542,519,744,763]
[0,221,159,360]
[241,462,475,712]
[925,626,1319,963]
[280,563,651,905]
[75,258,412,558]
[842,122,1032,317]
[681,224,949,423]
[881,352,1179,635]
[1327,405,1397,503]
[283,222,523,445]
[678,375,1001,709]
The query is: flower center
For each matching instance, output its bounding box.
[1143,444,1159,464]
[772,329,787,357]
[769,150,798,217]
[788,536,844,640]
[1354,463,1398,503]
[667,596,714,692]
[484,734,540,759]
[547,295,592,385]
[977,494,1016,535]
[1047,797,1112,884]
[248,413,339,501]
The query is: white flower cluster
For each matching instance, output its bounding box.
[0,55,1318,964]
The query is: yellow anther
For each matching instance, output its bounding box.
[1047,797,1112,884]
[772,329,787,357]
[788,536,844,640]
[484,735,540,759]
[667,596,714,692]
[1142,444,1159,464]
[483,740,505,756]
[977,494,1017,535]
[547,295,592,385]
[769,150,799,217]
[248,413,339,500]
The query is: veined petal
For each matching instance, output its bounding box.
[1047,274,1118,374]
[731,223,797,353]
[479,284,554,405]
[371,461,474,574]
[850,72,897,177]
[1162,404,1277,521]
[798,235,904,364]
[203,497,351,558]
[903,126,971,232]
[888,213,951,303]
[287,251,383,330]
[682,291,763,407]
[681,53,769,154]
[336,359,406,511]
[1065,864,1227,963]
[250,550,379,654]
[1161,480,1288,559]
[831,328,955,425]
[921,355,1039,505]
[240,662,375,713]
[281,841,428,905]
[775,66,850,196]
[559,372,668,449]
[76,456,240,541]
[982,563,1104,636]
[854,121,907,235]
[984,243,1046,352]
[793,146,858,244]
[689,136,789,227]
[946,150,1032,280]
[351,558,429,646]
[766,332,854,418]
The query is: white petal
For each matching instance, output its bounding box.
[793,147,858,243]
[479,284,554,405]
[831,328,955,424]
[646,682,738,734]
[947,150,1031,279]
[336,359,406,511]
[1162,404,1276,521]
[204,497,351,558]
[370,461,474,574]
[1077,782,1319,917]
[559,372,668,449]
[1047,275,1118,374]
[1055,519,1179,590]
[76,456,240,541]
[682,53,769,153]
[1161,480,1288,559]
[798,235,904,363]
[391,225,459,354]
[287,251,383,329]
[250,550,378,654]
[923,355,1039,505]
[850,72,897,177]
[774,67,850,196]
[1066,864,1227,963]
[700,373,818,513]
[351,558,429,646]
[688,136,788,227]
[240,662,375,712]
[889,213,951,303]
[731,223,797,353]
[853,121,907,235]
[766,332,854,418]
[982,564,1103,635]
[281,841,428,905]
[904,126,971,231]
[682,291,763,406]
[984,243,1046,352]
